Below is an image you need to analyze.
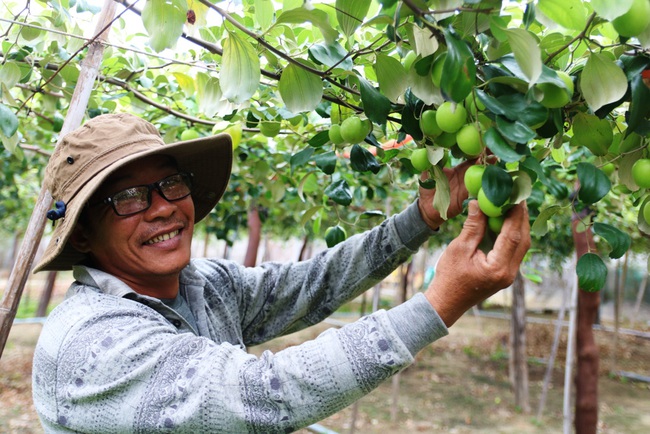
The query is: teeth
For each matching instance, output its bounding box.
[146,230,179,245]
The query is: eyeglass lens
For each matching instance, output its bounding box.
[111,173,191,216]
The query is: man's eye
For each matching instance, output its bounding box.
[115,187,145,202]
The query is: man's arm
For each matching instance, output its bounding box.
[220,161,474,345]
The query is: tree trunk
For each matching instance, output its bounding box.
[3,231,21,269]
[243,206,261,267]
[35,271,57,318]
[298,235,310,261]
[0,0,117,358]
[631,272,648,328]
[509,269,530,413]
[572,218,599,434]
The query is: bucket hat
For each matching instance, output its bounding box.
[33,113,232,272]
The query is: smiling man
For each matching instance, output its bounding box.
[32,113,530,433]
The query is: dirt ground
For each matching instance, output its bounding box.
[2,312,649,434]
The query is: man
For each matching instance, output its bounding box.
[32,113,530,433]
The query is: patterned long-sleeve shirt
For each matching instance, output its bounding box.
[32,202,449,433]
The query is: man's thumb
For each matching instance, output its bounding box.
[459,200,487,244]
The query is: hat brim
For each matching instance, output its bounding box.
[33,133,232,272]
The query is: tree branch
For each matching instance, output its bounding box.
[545,12,597,64]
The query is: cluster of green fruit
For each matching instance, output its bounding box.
[632,158,650,225]
[463,164,517,234]
[418,99,486,159]
[329,115,372,147]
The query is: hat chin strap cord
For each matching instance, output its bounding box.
[46,201,67,222]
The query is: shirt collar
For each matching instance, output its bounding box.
[72,261,206,300]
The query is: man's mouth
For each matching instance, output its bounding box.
[145,229,180,245]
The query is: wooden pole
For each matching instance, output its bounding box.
[509,269,530,413]
[0,0,117,359]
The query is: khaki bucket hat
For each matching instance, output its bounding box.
[33,113,232,272]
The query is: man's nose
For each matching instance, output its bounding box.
[145,189,175,219]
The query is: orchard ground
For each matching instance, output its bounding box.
[1,271,649,433]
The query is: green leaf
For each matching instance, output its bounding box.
[482,165,513,207]
[274,7,338,44]
[350,144,381,174]
[196,72,224,118]
[639,197,650,236]
[300,204,324,226]
[577,162,611,204]
[408,67,442,106]
[483,127,524,163]
[523,2,536,29]
[0,103,18,137]
[290,147,314,173]
[628,72,650,135]
[309,42,352,70]
[375,54,409,103]
[441,29,476,103]
[309,130,331,148]
[580,53,628,113]
[357,76,391,125]
[495,116,536,144]
[0,62,21,89]
[336,0,371,38]
[359,210,385,220]
[254,0,275,31]
[431,165,451,221]
[0,127,19,153]
[593,222,631,259]
[521,156,546,184]
[569,113,613,156]
[142,0,187,53]
[576,253,607,292]
[531,204,562,236]
[590,0,633,21]
[476,89,508,117]
[313,150,337,175]
[298,172,318,202]
[221,32,261,104]
[325,178,353,206]
[503,28,541,85]
[510,171,533,205]
[279,61,323,113]
[537,0,587,30]
[407,23,439,58]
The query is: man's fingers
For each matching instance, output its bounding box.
[456,200,487,248]
[488,203,530,268]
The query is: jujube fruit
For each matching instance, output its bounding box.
[436,102,467,134]
[632,158,650,188]
[410,148,432,172]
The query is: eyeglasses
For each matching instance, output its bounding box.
[91,172,193,217]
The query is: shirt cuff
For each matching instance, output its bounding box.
[393,201,437,251]
[385,293,449,356]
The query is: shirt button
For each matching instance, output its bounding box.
[172,319,182,328]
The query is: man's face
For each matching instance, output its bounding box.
[75,155,195,290]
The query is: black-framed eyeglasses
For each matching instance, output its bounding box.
[90,172,193,217]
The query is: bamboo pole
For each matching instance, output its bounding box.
[0,0,117,359]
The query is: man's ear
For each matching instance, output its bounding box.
[69,224,91,253]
